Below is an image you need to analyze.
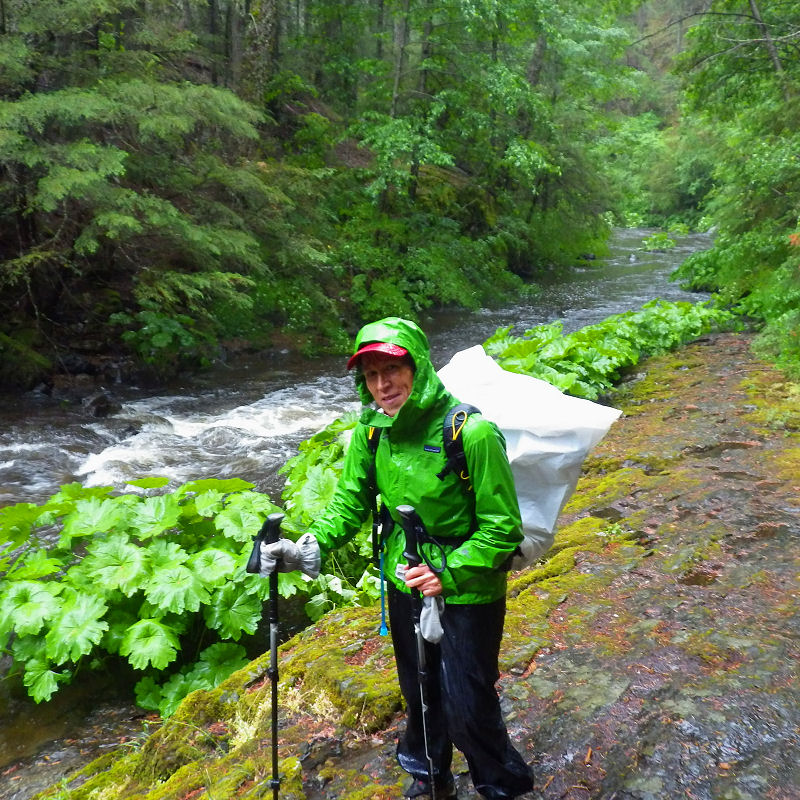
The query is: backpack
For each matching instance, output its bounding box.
[435,403,481,488]
[368,402,479,496]
[437,346,622,571]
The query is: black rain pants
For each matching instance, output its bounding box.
[387,584,534,799]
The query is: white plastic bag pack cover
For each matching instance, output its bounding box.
[438,346,622,569]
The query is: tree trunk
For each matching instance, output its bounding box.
[242,0,279,101]
[747,0,789,99]
[390,0,409,119]
[208,0,219,84]
[748,0,782,74]
[527,34,546,87]
[418,0,432,97]
[406,0,435,200]
[226,0,244,89]
[375,0,384,60]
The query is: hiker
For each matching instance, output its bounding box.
[260,317,534,800]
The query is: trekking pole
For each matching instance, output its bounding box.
[266,512,285,800]
[249,512,285,800]
[396,504,437,800]
[374,507,390,636]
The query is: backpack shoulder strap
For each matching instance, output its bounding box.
[436,403,481,490]
[367,425,382,455]
[366,424,382,514]
[366,425,385,565]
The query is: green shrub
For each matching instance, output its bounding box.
[485,300,737,400]
[0,478,293,715]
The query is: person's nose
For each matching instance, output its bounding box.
[376,369,392,391]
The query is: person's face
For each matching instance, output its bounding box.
[361,353,414,417]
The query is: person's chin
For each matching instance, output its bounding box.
[381,400,402,416]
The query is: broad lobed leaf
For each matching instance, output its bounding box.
[120,618,180,671]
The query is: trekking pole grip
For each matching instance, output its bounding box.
[245,511,285,574]
[397,504,421,568]
[245,519,267,574]
[264,511,284,545]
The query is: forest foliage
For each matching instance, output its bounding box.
[668,0,800,377]
[1,0,759,390]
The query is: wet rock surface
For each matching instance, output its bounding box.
[501,334,800,800]
[28,333,800,800]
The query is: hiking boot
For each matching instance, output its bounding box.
[404,777,458,799]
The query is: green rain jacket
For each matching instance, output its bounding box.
[309,317,523,605]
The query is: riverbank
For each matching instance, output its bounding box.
[0,229,709,512]
[21,330,799,800]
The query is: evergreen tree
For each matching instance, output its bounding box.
[673,0,800,374]
[0,0,279,384]
[2,0,751,387]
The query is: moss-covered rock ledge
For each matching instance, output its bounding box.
[33,332,800,800]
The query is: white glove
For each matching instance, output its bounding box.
[259,533,321,578]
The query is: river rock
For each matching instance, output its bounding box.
[81,391,121,418]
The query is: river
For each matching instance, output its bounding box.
[0,228,710,800]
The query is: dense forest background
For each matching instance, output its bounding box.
[1,0,798,389]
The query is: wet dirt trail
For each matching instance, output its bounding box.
[24,332,800,800]
[495,332,800,800]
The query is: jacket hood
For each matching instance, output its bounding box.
[351,317,450,427]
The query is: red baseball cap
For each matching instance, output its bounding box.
[347,341,409,370]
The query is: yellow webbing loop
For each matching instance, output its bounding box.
[451,410,471,487]
[450,410,469,442]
